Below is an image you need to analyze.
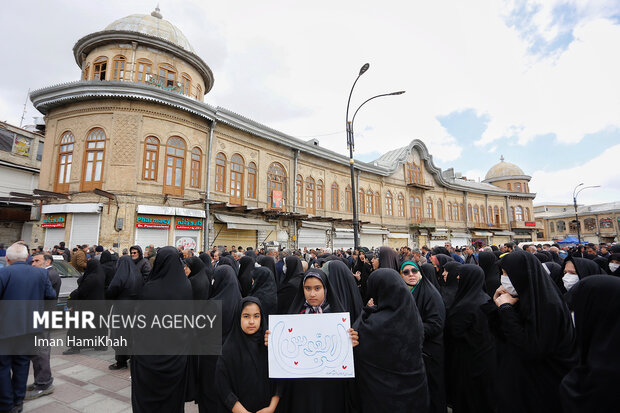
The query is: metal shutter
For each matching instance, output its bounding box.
[69,214,100,247]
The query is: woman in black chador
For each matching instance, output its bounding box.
[249,266,277,317]
[445,264,496,413]
[439,261,461,311]
[215,297,280,412]
[489,249,576,413]
[559,275,620,412]
[237,255,255,297]
[353,268,429,413]
[276,256,304,314]
[477,251,500,298]
[323,259,364,323]
[185,256,210,300]
[131,246,192,413]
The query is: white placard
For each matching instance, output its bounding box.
[268,312,354,378]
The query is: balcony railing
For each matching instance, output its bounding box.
[410,217,436,227]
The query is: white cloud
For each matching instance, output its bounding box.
[529,144,620,204]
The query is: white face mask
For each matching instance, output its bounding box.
[609,263,620,273]
[501,275,518,296]
[282,264,287,274]
[562,273,579,291]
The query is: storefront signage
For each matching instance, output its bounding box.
[600,218,613,228]
[525,221,537,227]
[136,215,171,229]
[175,217,203,231]
[41,214,66,228]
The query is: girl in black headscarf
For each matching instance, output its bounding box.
[185,256,210,300]
[215,297,280,412]
[374,246,400,271]
[63,259,107,354]
[559,275,620,412]
[131,246,192,413]
[106,255,143,370]
[256,255,277,282]
[489,249,576,413]
[401,261,446,413]
[440,261,461,310]
[445,264,496,413]
[276,256,304,314]
[353,268,429,413]
[237,255,255,297]
[477,251,500,298]
[198,252,214,284]
[323,259,364,323]
[100,250,117,289]
[198,265,242,413]
[249,267,277,317]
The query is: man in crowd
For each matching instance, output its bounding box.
[70,245,87,273]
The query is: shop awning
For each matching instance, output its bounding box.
[214,213,275,231]
[42,203,103,214]
[472,231,493,237]
[388,232,409,239]
[493,231,515,236]
[137,205,205,218]
[361,227,389,235]
[301,221,331,230]
[450,232,470,238]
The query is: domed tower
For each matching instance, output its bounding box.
[30,7,217,250]
[482,155,531,193]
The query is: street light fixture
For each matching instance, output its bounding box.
[345,63,405,250]
[572,183,600,244]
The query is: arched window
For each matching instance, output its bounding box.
[181,73,191,96]
[437,199,444,220]
[306,177,316,214]
[525,207,531,221]
[584,218,596,231]
[493,206,500,224]
[410,197,422,222]
[135,58,152,83]
[230,154,244,205]
[515,182,522,192]
[331,182,339,211]
[480,205,486,223]
[345,185,352,212]
[468,204,473,222]
[247,162,256,199]
[507,183,512,191]
[488,206,493,224]
[549,222,555,233]
[473,205,480,223]
[190,147,202,188]
[406,162,422,184]
[267,162,286,209]
[317,180,324,210]
[375,191,381,215]
[196,84,202,100]
[358,188,365,214]
[385,191,394,216]
[163,137,186,196]
[142,136,159,181]
[515,206,524,221]
[366,190,373,215]
[556,221,566,232]
[112,55,126,81]
[296,175,304,207]
[500,207,505,223]
[426,198,434,219]
[215,152,226,193]
[447,202,453,220]
[93,56,108,80]
[397,193,405,217]
[158,63,177,88]
[510,207,516,221]
[81,128,106,191]
[82,64,90,80]
[55,131,74,193]
[459,203,465,221]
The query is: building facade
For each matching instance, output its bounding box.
[29,8,537,252]
[535,203,620,244]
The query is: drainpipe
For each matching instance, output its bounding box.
[505,195,512,241]
[292,150,299,248]
[204,120,216,250]
[130,42,137,81]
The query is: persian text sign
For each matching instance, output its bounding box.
[175,217,203,230]
[268,312,354,379]
[41,214,66,228]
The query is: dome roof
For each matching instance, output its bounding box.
[484,156,526,181]
[104,7,194,53]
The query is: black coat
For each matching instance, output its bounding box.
[100,250,116,289]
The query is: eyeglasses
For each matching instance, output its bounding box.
[401,269,418,275]
[130,251,139,255]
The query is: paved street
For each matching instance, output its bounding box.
[23,346,199,412]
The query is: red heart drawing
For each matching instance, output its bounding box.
[288,328,293,333]
[294,361,298,365]
[342,317,347,322]
[342,365,347,370]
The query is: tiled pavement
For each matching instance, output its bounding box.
[23,348,199,412]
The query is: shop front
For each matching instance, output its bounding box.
[387,231,410,249]
[491,231,514,246]
[41,213,66,250]
[472,231,493,249]
[429,229,449,248]
[449,231,471,248]
[42,203,102,249]
[333,228,354,251]
[135,214,171,250]
[212,213,275,250]
[359,226,387,249]
[297,221,329,249]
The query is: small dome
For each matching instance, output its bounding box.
[104,8,194,53]
[484,156,526,180]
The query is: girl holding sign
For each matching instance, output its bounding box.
[215,297,280,413]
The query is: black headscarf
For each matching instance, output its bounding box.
[276,256,304,314]
[215,297,276,412]
[218,256,239,277]
[100,250,117,289]
[449,264,491,315]
[238,256,255,297]
[549,249,563,265]
[377,246,400,271]
[185,256,210,300]
[288,268,344,314]
[70,259,105,301]
[610,253,620,276]
[478,251,500,298]
[534,252,550,263]
[323,259,364,323]
[543,261,565,294]
[440,261,461,310]
[209,265,242,343]
[249,267,277,317]
[563,256,601,280]
[130,244,144,262]
[353,268,429,412]
[106,255,143,300]
[199,252,214,283]
[559,275,620,412]
[256,256,277,282]
[432,253,454,284]
[420,263,441,290]
[592,256,610,274]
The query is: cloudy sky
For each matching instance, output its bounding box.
[1,0,619,205]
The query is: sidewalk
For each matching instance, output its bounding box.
[23,347,199,412]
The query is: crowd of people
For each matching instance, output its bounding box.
[0,238,619,412]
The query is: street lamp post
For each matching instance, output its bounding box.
[572,183,600,244]
[345,63,405,250]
